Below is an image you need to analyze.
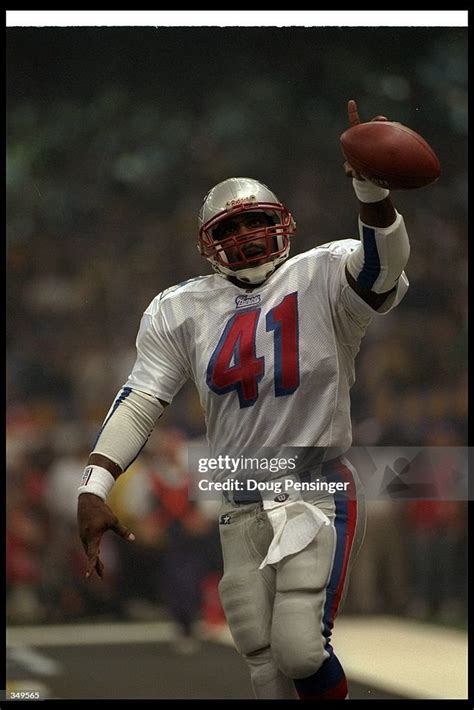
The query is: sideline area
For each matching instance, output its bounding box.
[7,615,467,700]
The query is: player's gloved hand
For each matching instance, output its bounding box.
[343,99,389,181]
[77,492,135,579]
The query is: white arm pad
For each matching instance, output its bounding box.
[346,210,410,294]
[91,387,165,472]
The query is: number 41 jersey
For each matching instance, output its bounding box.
[125,239,408,457]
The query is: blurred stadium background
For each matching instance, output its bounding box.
[6,22,467,700]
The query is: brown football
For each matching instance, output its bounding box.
[340,121,441,190]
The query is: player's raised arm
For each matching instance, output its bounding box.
[342,99,410,311]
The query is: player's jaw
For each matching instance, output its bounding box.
[224,235,273,270]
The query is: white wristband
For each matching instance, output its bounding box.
[352,178,390,203]
[78,465,116,501]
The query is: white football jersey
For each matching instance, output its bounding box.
[125,237,408,463]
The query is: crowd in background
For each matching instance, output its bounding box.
[7,27,467,630]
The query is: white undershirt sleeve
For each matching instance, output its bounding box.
[345,210,410,294]
[90,295,189,471]
[91,387,165,472]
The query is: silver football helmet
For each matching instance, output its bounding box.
[198,177,295,285]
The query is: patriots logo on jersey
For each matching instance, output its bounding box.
[235,294,262,309]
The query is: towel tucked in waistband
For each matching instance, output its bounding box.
[258,479,331,568]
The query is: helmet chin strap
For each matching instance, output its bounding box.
[213,260,276,285]
[232,262,276,284]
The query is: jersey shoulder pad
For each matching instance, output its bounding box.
[158,275,213,302]
[314,238,360,258]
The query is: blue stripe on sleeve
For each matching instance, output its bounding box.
[356,226,380,289]
[91,386,132,449]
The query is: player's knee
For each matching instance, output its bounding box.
[273,636,327,679]
[271,587,329,679]
[245,646,276,684]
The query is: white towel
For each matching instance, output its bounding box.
[259,486,330,569]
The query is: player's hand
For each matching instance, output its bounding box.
[344,99,389,181]
[77,492,135,579]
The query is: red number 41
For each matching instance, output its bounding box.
[206,292,300,408]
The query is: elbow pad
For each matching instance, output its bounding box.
[91,387,164,472]
[346,210,410,294]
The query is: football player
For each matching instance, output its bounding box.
[78,100,410,699]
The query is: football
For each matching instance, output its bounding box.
[340,121,441,190]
